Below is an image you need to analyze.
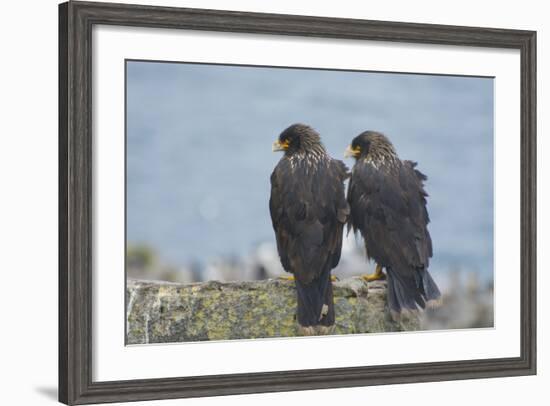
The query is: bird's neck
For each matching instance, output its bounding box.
[286,144,327,160]
[364,148,399,170]
[286,147,329,171]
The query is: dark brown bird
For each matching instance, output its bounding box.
[345,131,441,317]
[270,124,349,334]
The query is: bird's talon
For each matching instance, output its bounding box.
[362,264,385,282]
[278,275,295,281]
[362,273,386,282]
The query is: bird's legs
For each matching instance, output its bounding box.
[362,264,386,282]
[278,275,339,282]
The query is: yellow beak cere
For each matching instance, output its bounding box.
[272,140,289,152]
[344,145,360,158]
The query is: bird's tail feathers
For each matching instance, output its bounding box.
[421,269,442,307]
[386,267,441,320]
[294,267,335,330]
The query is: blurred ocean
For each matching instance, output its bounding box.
[126,61,494,284]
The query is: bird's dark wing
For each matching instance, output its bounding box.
[270,157,349,284]
[269,162,292,272]
[347,159,432,272]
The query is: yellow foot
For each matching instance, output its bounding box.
[362,264,386,282]
[331,275,339,282]
[362,273,386,282]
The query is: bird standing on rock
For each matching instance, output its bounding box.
[345,131,441,318]
[270,124,349,335]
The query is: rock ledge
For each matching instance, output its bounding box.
[126,277,419,344]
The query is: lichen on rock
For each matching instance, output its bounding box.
[126,277,420,344]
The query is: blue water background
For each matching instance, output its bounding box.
[126,61,494,281]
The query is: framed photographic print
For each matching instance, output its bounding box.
[59,1,536,404]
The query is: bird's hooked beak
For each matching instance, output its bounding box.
[272,139,289,152]
[344,145,360,158]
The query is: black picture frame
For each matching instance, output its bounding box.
[59,1,537,404]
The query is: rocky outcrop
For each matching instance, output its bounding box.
[126,277,420,344]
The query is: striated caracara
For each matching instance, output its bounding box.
[270,123,349,334]
[345,131,441,318]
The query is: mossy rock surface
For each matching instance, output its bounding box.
[126,277,419,344]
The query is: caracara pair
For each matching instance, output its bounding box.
[270,123,441,334]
